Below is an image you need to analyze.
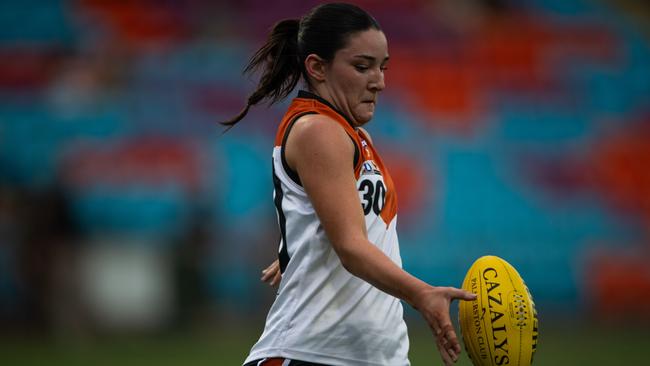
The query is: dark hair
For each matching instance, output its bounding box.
[221,3,381,128]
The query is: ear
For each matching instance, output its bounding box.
[304,54,327,83]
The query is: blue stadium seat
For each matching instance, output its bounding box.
[0,0,74,45]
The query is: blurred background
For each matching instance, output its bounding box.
[0,0,649,365]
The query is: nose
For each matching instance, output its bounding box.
[369,68,385,92]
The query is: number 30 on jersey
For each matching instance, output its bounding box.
[358,178,386,216]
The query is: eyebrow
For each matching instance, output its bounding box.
[353,54,390,63]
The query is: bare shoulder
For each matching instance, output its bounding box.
[288,114,355,158]
[284,114,356,175]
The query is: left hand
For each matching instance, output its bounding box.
[261,260,281,287]
[413,286,476,365]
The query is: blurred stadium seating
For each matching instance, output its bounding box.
[0,0,649,356]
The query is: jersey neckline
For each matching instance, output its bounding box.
[296,90,357,129]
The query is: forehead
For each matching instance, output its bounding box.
[338,29,388,59]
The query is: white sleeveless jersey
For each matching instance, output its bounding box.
[244,91,410,366]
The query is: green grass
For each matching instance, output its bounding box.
[409,323,650,365]
[1,323,648,365]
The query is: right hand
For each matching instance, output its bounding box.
[261,260,281,287]
[413,286,476,366]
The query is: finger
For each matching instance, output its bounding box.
[447,287,477,301]
[262,268,277,282]
[441,337,458,364]
[436,335,454,366]
[270,271,281,287]
[263,262,276,273]
[435,312,459,353]
[261,261,279,281]
[261,269,273,282]
[442,323,461,355]
[432,320,455,365]
[447,346,458,363]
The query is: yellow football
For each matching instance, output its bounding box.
[459,255,538,366]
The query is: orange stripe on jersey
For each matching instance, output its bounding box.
[274,91,397,225]
[275,97,358,144]
[274,92,364,176]
[357,129,398,226]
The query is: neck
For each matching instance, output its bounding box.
[308,85,359,127]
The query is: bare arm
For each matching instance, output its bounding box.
[286,115,475,365]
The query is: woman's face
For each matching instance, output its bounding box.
[323,29,389,126]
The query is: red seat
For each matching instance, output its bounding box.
[586,250,650,321]
[62,137,203,192]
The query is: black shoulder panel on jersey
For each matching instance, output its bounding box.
[272,163,290,274]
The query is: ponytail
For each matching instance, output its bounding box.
[221,19,301,128]
[222,3,383,130]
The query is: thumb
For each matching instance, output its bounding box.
[447,287,477,301]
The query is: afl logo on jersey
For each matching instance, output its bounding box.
[361,160,381,176]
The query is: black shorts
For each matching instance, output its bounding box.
[244,358,330,366]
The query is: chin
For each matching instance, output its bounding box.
[355,115,372,126]
[354,111,374,125]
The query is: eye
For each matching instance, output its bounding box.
[355,64,369,72]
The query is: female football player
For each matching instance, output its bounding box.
[223,3,476,365]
